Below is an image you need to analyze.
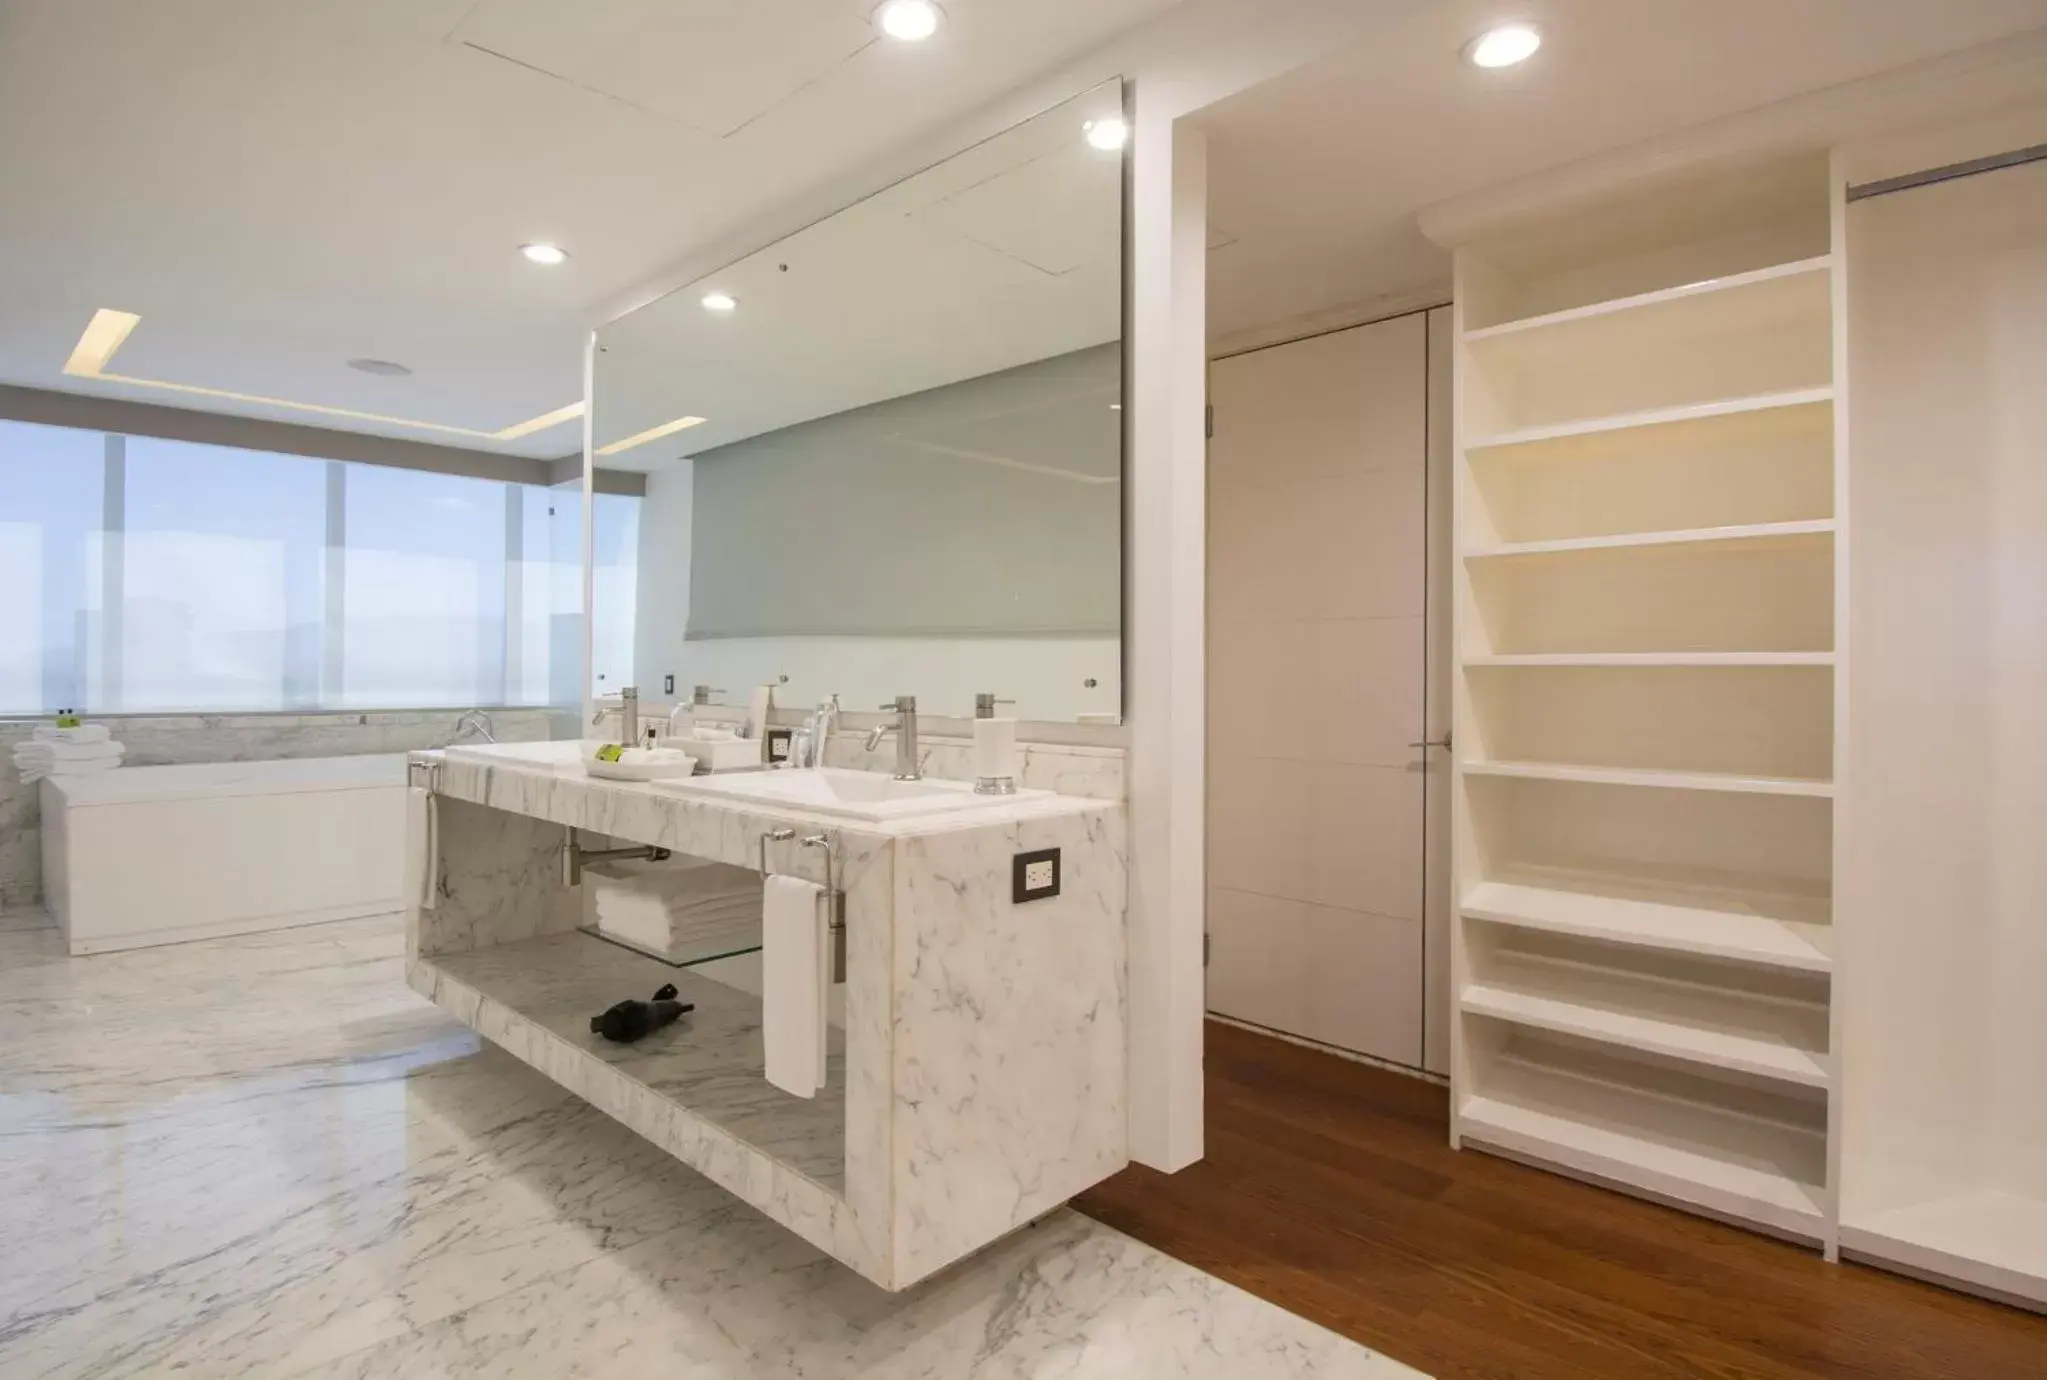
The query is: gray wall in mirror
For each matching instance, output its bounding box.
[591,80,1125,724]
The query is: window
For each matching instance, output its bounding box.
[121,437,327,712]
[342,464,508,709]
[0,419,634,715]
[0,421,106,716]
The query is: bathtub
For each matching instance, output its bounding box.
[40,754,410,955]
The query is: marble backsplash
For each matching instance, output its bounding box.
[0,708,557,910]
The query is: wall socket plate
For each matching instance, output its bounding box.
[1012,847,1061,903]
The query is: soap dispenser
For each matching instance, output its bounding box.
[972,692,1018,796]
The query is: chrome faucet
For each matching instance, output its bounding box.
[796,694,840,770]
[450,709,496,745]
[864,695,920,781]
[591,686,640,745]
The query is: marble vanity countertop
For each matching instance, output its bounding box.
[416,745,1114,859]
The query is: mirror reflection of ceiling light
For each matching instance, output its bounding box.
[62,308,584,443]
[1083,116,1128,152]
[1466,23,1541,68]
[700,292,738,312]
[519,242,569,265]
[594,414,708,457]
[874,0,942,42]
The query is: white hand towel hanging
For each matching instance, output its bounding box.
[762,873,830,1099]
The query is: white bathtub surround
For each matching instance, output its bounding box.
[414,745,1127,1289]
[0,913,1416,1378]
[0,707,556,909]
[42,755,410,955]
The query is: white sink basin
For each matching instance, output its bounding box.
[661,768,1039,822]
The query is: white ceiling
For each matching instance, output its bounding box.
[1200,0,2047,342]
[592,81,1123,468]
[0,0,1179,457]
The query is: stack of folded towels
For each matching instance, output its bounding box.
[12,723,125,783]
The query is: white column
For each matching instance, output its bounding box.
[1125,102,1207,1171]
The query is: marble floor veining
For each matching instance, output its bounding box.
[0,912,1421,1379]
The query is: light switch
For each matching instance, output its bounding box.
[1012,847,1061,903]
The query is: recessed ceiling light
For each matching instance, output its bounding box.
[62,307,582,442]
[348,358,412,377]
[700,291,737,313]
[1083,116,1128,152]
[519,242,569,266]
[1466,23,1541,68]
[595,414,709,457]
[874,0,942,42]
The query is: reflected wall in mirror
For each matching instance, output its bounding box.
[591,81,1125,724]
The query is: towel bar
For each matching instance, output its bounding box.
[758,828,848,983]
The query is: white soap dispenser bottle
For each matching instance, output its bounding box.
[972,692,1018,796]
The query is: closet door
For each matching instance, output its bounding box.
[1839,153,2047,1306]
[1206,313,1431,1068]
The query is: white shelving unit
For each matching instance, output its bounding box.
[1443,151,1846,1252]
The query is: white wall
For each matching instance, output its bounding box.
[658,636,1121,724]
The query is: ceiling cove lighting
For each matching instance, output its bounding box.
[700,291,738,312]
[1466,23,1541,68]
[519,242,569,265]
[594,414,708,457]
[61,308,584,442]
[1083,116,1128,152]
[874,0,942,41]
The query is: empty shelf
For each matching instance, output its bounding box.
[1464,256,1832,342]
[1463,519,1833,561]
[1842,1192,2047,1308]
[1463,879,1832,972]
[1460,1074,1826,1238]
[1464,652,1835,668]
[1467,387,1835,451]
[1462,759,1835,798]
[1461,951,1830,1087]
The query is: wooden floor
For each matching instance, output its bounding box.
[1074,1021,2047,1380]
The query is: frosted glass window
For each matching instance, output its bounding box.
[342,465,506,708]
[0,421,105,714]
[121,437,326,712]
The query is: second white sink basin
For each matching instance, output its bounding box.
[662,768,1039,822]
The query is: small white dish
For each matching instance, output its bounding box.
[582,745,699,782]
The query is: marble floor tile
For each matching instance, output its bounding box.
[0,915,1422,1379]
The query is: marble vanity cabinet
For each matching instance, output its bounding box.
[404,745,1127,1290]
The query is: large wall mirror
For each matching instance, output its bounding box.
[589,80,1126,725]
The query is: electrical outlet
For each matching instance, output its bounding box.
[664,673,675,694]
[1012,847,1061,903]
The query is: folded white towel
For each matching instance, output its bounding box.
[16,753,123,784]
[14,739,124,763]
[32,724,111,745]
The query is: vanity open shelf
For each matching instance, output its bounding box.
[422,929,849,1187]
